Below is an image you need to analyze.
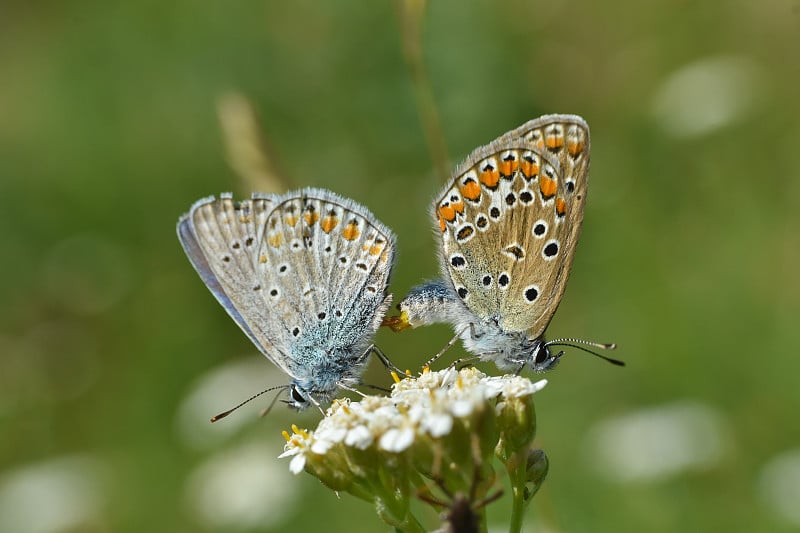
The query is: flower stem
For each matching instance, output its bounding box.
[392,512,426,533]
[479,505,489,532]
[508,484,526,533]
[507,452,528,533]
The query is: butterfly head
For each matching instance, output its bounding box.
[284,383,315,410]
[527,339,563,373]
[284,353,365,412]
[284,372,336,412]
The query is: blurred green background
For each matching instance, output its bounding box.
[2,1,799,532]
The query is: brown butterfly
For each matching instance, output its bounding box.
[385,115,620,372]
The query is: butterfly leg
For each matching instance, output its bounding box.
[360,382,391,394]
[359,344,404,374]
[423,323,476,369]
[305,393,326,416]
[449,354,484,371]
[343,346,395,399]
[513,361,526,376]
[499,357,528,376]
[337,382,368,398]
[447,347,502,370]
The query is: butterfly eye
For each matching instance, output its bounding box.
[534,345,551,365]
[290,386,306,404]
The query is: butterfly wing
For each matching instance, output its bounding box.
[177,193,293,369]
[257,188,396,379]
[506,115,590,334]
[435,115,590,337]
[506,114,590,197]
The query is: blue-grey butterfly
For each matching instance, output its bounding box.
[384,115,620,372]
[178,188,396,416]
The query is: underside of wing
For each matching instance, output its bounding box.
[177,193,294,369]
[256,188,396,372]
[434,115,590,336]
[504,114,590,211]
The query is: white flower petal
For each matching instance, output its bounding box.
[281,367,547,473]
[530,379,548,393]
[451,399,476,418]
[278,447,299,459]
[379,428,415,452]
[289,454,306,475]
[345,426,373,449]
[317,426,347,443]
[423,414,453,438]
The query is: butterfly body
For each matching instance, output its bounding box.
[178,188,396,409]
[396,280,558,372]
[389,115,591,373]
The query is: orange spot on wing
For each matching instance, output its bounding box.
[499,157,519,176]
[452,201,464,215]
[342,222,360,241]
[555,197,567,216]
[539,176,557,198]
[268,232,283,248]
[439,204,456,222]
[520,159,539,180]
[369,244,383,256]
[567,139,585,156]
[304,211,320,225]
[321,215,339,234]
[545,133,564,150]
[479,167,500,188]
[259,254,267,263]
[284,215,298,227]
[460,180,481,201]
[438,215,446,232]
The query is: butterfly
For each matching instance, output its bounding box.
[178,188,397,415]
[384,115,619,372]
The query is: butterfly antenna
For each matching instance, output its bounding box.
[211,385,289,423]
[546,338,625,367]
[258,387,290,418]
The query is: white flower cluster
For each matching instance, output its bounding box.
[280,367,547,474]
